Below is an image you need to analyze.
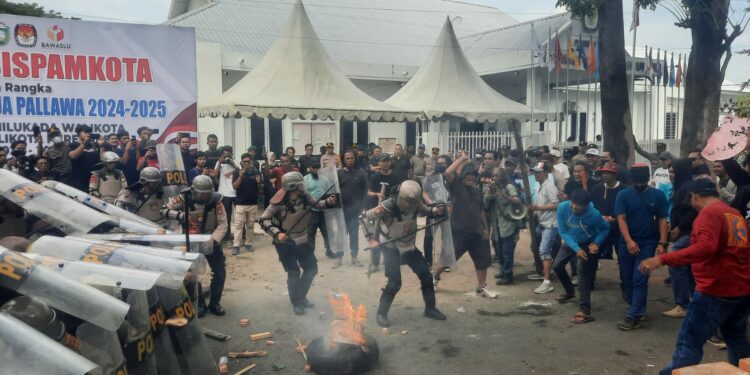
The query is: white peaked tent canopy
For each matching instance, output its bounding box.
[386,17,538,123]
[200,0,418,122]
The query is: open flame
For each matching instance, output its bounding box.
[326,290,367,351]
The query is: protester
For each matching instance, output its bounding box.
[188,151,211,185]
[304,161,334,258]
[67,125,101,191]
[423,154,451,270]
[651,151,673,188]
[230,153,263,255]
[561,161,599,201]
[137,140,160,170]
[270,154,300,191]
[369,145,384,172]
[391,144,411,182]
[0,147,8,169]
[484,168,523,285]
[478,150,500,193]
[713,161,737,203]
[178,134,195,171]
[337,150,368,266]
[687,150,706,167]
[528,161,559,294]
[26,156,52,183]
[550,148,570,189]
[298,143,316,175]
[367,156,404,270]
[638,178,750,374]
[615,163,669,331]
[434,150,497,299]
[355,147,370,171]
[590,162,626,263]
[213,145,238,241]
[572,141,588,162]
[114,130,138,185]
[204,134,222,168]
[285,146,300,169]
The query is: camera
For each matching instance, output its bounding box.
[11,149,26,158]
[150,129,160,135]
[90,133,101,141]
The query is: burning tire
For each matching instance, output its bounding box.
[307,334,379,375]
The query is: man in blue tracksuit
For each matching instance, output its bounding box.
[554,189,610,324]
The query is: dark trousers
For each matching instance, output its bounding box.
[669,235,696,308]
[198,243,226,308]
[659,293,750,374]
[423,223,434,267]
[222,196,234,241]
[343,206,361,257]
[553,245,599,314]
[275,242,317,307]
[310,211,331,253]
[493,232,518,281]
[380,247,436,312]
[531,227,543,275]
[619,239,656,319]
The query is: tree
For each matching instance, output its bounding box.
[0,0,62,18]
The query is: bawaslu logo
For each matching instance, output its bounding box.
[43,24,70,49]
[14,23,37,47]
[0,22,10,46]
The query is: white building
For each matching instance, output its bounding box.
[167,0,746,156]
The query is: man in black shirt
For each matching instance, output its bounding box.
[204,134,223,169]
[338,150,369,265]
[391,144,411,182]
[114,130,138,186]
[298,143,316,176]
[230,153,264,255]
[591,162,626,262]
[178,134,196,171]
[68,125,101,192]
[366,156,403,269]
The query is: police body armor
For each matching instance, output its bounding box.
[378,198,420,255]
[92,169,125,204]
[186,192,222,235]
[268,193,314,245]
[138,192,167,224]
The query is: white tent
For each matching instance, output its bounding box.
[200,0,418,122]
[386,17,537,123]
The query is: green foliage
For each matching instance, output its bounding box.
[555,0,657,17]
[0,0,61,18]
[734,96,750,118]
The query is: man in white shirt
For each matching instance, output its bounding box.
[650,151,673,189]
[212,145,237,242]
[551,148,570,191]
[528,161,559,294]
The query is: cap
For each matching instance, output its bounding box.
[688,178,718,194]
[530,161,551,173]
[585,148,600,156]
[311,161,321,168]
[579,141,588,146]
[351,144,359,149]
[587,144,599,149]
[431,147,440,152]
[75,124,92,134]
[597,162,619,174]
[326,142,334,148]
[418,144,426,149]
[504,157,518,166]
[550,149,562,158]
[658,151,674,160]
[144,140,157,149]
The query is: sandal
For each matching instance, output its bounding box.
[555,294,575,303]
[571,311,595,324]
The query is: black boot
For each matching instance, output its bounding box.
[376,292,395,327]
[421,286,446,321]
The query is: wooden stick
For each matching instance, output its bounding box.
[294,336,309,363]
[227,351,267,358]
[250,332,272,341]
[233,363,257,375]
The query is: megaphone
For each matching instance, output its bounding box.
[508,202,528,220]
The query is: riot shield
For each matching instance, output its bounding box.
[67,236,208,275]
[0,169,117,235]
[156,144,189,200]
[84,233,214,254]
[0,247,128,331]
[24,253,167,291]
[146,288,181,374]
[156,286,216,375]
[77,322,128,375]
[29,236,192,289]
[422,174,457,269]
[121,291,158,375]
[42,180,168,233]
[0,312,99,375]
[317,165,348,256]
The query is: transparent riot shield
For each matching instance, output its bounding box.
[317,165,349,255]
[0,312,99,375]
[25,253,167,291]
[84,233,213,254]
[422,174,457,269]
[67,236,208,275]
[0,169,117,235]
[0,247,128,331]
[146,288,181,374]
[77,322,128,375]
[42,180,168,233]
[121,291,158,375]
[156,286,216,375]
[156,144,189,200]
[28,236,192,289]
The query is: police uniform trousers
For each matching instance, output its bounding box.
[198,243,227,308]
[275,241,317,307]
[379,247,436,315]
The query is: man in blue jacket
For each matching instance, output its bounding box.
[554,189,610,324]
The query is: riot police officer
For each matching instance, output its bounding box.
[162,175,228,317]
[362,180,447,327]
[89,151,127,204]
[258,172,337,315]
[116,167,167,226]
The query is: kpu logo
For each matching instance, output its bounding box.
[14,23,37,47]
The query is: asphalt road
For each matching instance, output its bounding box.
[199,226,727,375]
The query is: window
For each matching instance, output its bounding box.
[664,112,676,139]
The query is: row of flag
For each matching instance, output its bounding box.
[644,47,685,88]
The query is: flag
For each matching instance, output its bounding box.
[669,53,675,87]
[662,51,669,87]
[630,0,640,31]
[567,32,579,69]
[593,39,600,81]
[555,35,563,75]
[547,28,555,72]
[655,48,662,83]
[676,54,683,87]
[644,46,653,81]
[587,38,596,74]
[531,23,545,68]
[577,34,588,71]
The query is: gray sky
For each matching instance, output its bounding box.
[32,0,750,86]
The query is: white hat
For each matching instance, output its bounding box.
[585,148,600,156]
[550,148,562,158]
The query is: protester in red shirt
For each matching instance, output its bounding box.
[639,178,750,374]
[270,153,300,190]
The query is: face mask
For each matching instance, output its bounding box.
[634,184,648,192]
[435,165,447,174]
[11,150,25,158]
[52,136,62,144]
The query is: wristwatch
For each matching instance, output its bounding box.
[658,242,669,247]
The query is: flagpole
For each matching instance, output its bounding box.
[677,53,682,137]
[655,48,661,140]
[670,52,675,139]
[555,29,561,144]
[647,47,653,141]
[565,36,570,142]
[530,22,535,128]
[663,50,668,140]
[630,24,637,120]
[547,26,552,125]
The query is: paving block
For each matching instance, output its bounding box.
[673,362,750,375]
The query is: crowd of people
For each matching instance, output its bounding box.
[2,129,749,373]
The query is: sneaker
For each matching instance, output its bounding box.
[244,244,254,252]
[231,246,240,256]
[423,307,447,320]
[571,276,580,286]
[494,272,503,279]
[293,305,306,316]
[325,250,337,259]
[617,316,641,331]
[707,335,727,349]
[444,267,451,273]
[597,263,602,270]
[662,306,687,318]
[433,275,441,288]
[533,281,554,294]
[496,278,514,286]
[527,273,545,281]
[351,257,363,267]
[476,285,498,299]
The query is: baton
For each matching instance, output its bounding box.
[280,182,336,242]
[362,219,447,252]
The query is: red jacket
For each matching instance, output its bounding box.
[659,200,750,297]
